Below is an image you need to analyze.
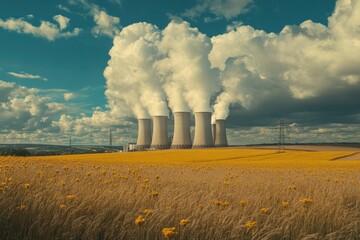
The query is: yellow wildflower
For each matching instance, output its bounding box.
[299,198,313,205]
[134,215,145,225]
[65,194,75,200]
[222,201,230,206]
[260,208,270,214]
[142,209,154,215]
[22,183,30,189]
[245,220,256,230]
[281,201,289,207]
[151,191,159,197]
[162,227,177,239]
[223,181,230,185]
[179,219,189,227]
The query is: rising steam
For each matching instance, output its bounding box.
[104,22,168,119]
[156,20,221,113]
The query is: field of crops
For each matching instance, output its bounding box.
[1,148,360,239]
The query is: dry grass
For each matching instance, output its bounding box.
[1,148,360,240]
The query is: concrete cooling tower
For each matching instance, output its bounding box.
[136,119,152,150]
[171,112,192,149]
[214,119,228,147]
[211,123,216,145]
[150,116,170,150]
[192,112,214,148]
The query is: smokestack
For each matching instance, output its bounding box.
[136,119,152,150]
[192,112,213,148]
[211,123,216,145]
[171,112,192,149]
[150,116,170,150]
[214,119,228,147]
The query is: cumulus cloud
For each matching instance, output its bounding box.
[0,15,81,41]
[0,80,65,131]
[63,92,76,101]
[210,0,360,120]
[0,80,135,145]
[91,9,121,38]
[7,71,48,81]
[183,0,253,20]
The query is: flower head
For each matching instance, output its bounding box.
[281,201,289,207]
[65,194,75,200]
[179,219,189,227]
[245,220,256,230]
[22,183,30,189]
[134,215,145,225]
[142,209,154,215]
[151,191,159,197]
[299,198,313,206]
[260,208,270,214]
[162,227,177,239]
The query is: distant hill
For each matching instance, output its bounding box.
[0,144,123,156]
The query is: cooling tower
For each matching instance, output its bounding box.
[136,119,152,150]
[192,112,213,148]
[214,119,228,147]
[171,112,192,149]
[150,116,170,150]
[211,123,216,145]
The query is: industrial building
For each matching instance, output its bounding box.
[135,111,228,151]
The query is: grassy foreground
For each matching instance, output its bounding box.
[1,148,360,240]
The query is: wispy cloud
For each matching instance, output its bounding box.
[68,0,121,38]
[64,92,76,101]
[7,71,48,81]
[0,15,81,41]
[183,0,253,21]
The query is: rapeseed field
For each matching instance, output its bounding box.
[0,148,359,239]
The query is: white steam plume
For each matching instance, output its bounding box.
[156,20,220,113]
[210,0,360,120]
[104,22,168,118]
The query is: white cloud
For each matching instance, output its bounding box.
[226,20,243,32]
[0,80,65,131]
[7,71,47,81]
[63,92,76,101]
[53,15,70,30]
[183,0,253,20]
[91,9,121,38]
[0,15,81,41]
[69,0,121,38]
[210,0,360,119]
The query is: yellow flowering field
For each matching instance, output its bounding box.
[0,148,360,239]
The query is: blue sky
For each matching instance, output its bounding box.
[1,0,359,145]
